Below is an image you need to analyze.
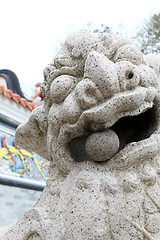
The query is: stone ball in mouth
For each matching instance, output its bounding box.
[85,129,120,162]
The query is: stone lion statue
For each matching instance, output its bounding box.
[1,30,160,240]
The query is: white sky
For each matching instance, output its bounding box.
[0,0,160,98]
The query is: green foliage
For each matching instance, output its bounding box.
[135,13,160,54]
[93,24,112,34]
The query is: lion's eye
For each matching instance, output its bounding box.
[125,71,134,80]
[50,75,75,104]
[116,61,139,91]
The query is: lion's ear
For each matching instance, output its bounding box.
[15,106,49,160]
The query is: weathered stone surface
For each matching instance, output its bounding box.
[1,30,160,239]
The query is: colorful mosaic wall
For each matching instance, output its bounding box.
[0,130,49,181]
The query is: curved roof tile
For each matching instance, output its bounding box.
[0,85,36,111]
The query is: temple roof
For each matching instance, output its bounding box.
[0,85,36,111]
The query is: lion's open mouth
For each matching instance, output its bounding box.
[56,86,160,165]
[69,106,157,162]
[111,106,157,151]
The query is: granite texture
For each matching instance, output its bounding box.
[1,30,160,239]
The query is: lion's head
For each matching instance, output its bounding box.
[15,30,160,174]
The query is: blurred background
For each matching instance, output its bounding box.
[0,0,160,98]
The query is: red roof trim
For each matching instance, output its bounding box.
[0,85,36,111]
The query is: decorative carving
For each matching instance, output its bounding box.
[1,30,160,239]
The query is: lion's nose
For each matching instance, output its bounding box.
[84,51,120,99]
